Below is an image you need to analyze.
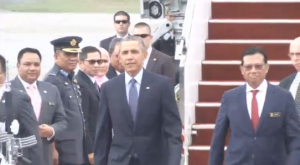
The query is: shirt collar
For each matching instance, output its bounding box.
[80,69,96,83]
[147,47,152,55]
[125,69,143,85]
[116,33,129,38]
[246,79,268,93]
[18,75,38,89]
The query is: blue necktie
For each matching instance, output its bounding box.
[129,79,138,122]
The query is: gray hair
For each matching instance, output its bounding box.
[99,47,110,63]
[120,35,147,53]
[108,38,122,54]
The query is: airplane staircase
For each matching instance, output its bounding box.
[187,1,300,165]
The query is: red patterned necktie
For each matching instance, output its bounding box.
[251,90,259,130]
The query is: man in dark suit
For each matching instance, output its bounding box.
[106,38,124,79]
[279,37,300,111]
[209,47,300,165]
[44,36,88,165]
[10,47,67,165]
[152,10,176,57]
[76,46,102,165]
[132,22,176,86]
[100,11,131,51]
[94,36,182,165]
[0,54,43,165]
[152,10,180,85]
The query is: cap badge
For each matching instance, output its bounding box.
[70,39,77,46]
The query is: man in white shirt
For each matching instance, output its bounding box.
[75,46,102,165]
[132,22,176,86]
[0,54,43,165]
[279,37,300,108]
[10,48,66,165]
[209,47,300,165]
[106,38,124,79]
[99,11,131,51]
[94,35,182,165]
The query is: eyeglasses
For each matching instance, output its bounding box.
[85,59,102,65]
[115,20,128,24]
[133,34,150,38]
[243,64,264,71]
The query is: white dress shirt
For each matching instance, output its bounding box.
[0,85,6,133]
[143,47,152,68]
[18,76,41,99]
[80,69,96,84]
[125,69,143,102]
[289,72,300,99]
[116,33,129,39]
[246,79,268,118]
[18,76,55,140]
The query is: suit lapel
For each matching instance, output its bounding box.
[0,94,6,120]
[118,74,134,128]
[135,71,154,130]
[11,76,26,92]
[256,84,276,132]
[238,85,255,134]
[78,70,99,99]
[146,49,157,72]
[107,64,118,79]
[284,72,297,90]
[36,81,48,123]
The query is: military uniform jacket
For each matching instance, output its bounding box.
[43,64,87,164]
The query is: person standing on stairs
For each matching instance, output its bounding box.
[279,37,300,116]
[209,47,300,165]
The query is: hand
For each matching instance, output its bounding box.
[53,148,59,165]
[88,153,94,165]
[39,124,54,138]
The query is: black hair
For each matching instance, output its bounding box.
[17,47,42,63]
[114,11,130,22]
[79,46,101,61]
[241,47,268,65]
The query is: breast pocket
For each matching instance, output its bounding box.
[41,101,56,124]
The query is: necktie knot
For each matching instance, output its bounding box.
[130,78,136,86]
[251,90,259,96]
[27,84,35,90]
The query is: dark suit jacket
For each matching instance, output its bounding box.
[94,70,182,165]
[10,77,67,165]
[106,64,119,79]
[0,88,43,165]
[208,83,300,165]
[146,48,176,86]
[100,35,116,51]
[279,72,297,90]
[152,35,176,57]
[75,70,100,155]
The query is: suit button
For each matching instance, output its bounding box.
[252,155,255,158]
[254,137,256,140]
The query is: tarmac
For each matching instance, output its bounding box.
[0,12,163,79]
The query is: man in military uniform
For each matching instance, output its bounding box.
[43,36,88,165]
